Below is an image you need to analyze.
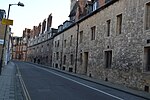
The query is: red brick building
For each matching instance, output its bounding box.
[12,36,22,60]
[12,28,30,61]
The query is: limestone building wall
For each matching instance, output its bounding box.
[27,0,150,92]
[52,33,63,69]
[62,25,77,72]
[54,0,150,92]
[76,0,144,90]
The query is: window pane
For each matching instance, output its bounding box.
[146,3,150,30]
[80,31,83,43]
[105,51,112,68]
[116,14,122,35]
[107,20,111,37]
[91,26,96,40]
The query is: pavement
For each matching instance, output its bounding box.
[0,61,150,100]
[0,61,24,100]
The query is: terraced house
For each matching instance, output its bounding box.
[27,14,57,65]
[26,0,150,93]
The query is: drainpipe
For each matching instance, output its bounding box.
[75,23,79,73]
[60,33,64,70]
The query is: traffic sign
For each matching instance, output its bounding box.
[1,18,13,25]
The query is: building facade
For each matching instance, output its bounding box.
[26,0,150,93]
[20,28,31,61]
[0,9,6,59]
[0,9,11,65]
[12,36,22,60]
[27,14,57,66]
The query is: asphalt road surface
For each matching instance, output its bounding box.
[15,61,147,100]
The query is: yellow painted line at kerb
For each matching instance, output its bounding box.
[16,64,31,100]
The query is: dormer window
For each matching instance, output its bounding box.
[92,0,99,11]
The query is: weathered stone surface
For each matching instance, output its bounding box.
[27,0,150,92]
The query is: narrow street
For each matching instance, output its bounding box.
[14,61,147,100]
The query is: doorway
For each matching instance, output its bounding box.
[83,52,88,74]
[144,47,150,71]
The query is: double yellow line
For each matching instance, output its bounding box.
[16,64,31,100]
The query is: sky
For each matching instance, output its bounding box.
[0,0,70,37]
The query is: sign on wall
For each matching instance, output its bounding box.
[0,39,4,44]
[1,18,13,25]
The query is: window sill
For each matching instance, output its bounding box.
[104,36,111,38]
[143,71,150,74]
[145,29,150,33]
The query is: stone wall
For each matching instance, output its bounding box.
[52,33,63,69]
[62,25,77,72]
[27,0,150,92]
[76,0,150,92]
[52,0,150,92]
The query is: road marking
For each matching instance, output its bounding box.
[33,65,124,100]
[16,64,32,100]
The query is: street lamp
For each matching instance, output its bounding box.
[0,2,24,75]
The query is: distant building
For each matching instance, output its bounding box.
[24,13,58,65]
[0,9,6,50]
[0,9,13,64]
[21,28,31,61]
[12,36,22,60]
[0,9,6,21]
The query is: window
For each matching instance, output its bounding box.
[56,52,59,60]
[105,50,112,68]
[70,35,73,46]
[64,40,67,48]
[37,47,39,53]
[92,0,98,11]
[80,53,83,65]
[55,41,57,47]
[57,40,59,47]
[71,54,74,65]
[41,46,43,52]
[46,56,48,62]
[145,2,150,30]
[105,0,111,3]
[91,26,96,40]
[107,20,111,37]
[144,47,150,71]
[47,44,49,51]
[50,56,52,63]
[69,68,73,72]
[55,64,58,68]
[79,31,83,43]
[116,14,122,35]
[145,85,149,92]
[63,55,66,64]
[54,53,55,59]
[83,52,88,74]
